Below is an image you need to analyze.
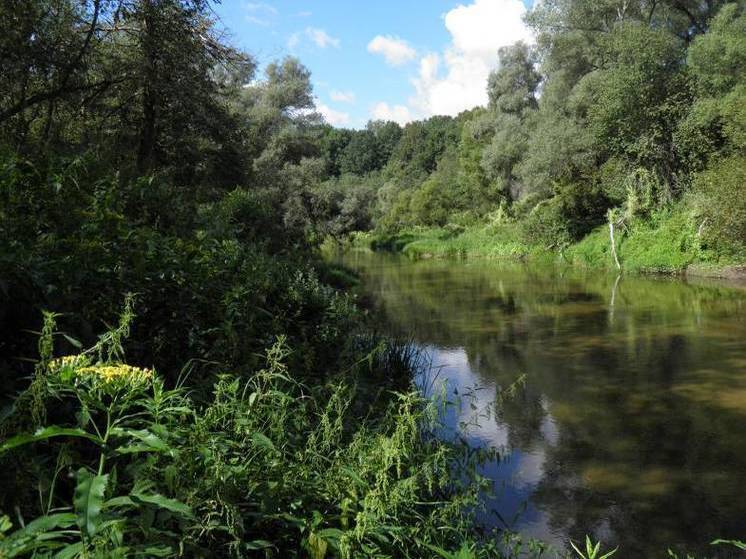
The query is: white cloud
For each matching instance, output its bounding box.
[246,16,270,26]
[410,0,533,117]
[367,35,417,66]
[287,32,300,49]
[306,27,340,49]
[371,102,414,125]
[245,2,277,26]
[330,90,356,103]
[246,2,277,14]
[295,10,312,17]
[318,103,351,126]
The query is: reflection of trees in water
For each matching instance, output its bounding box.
[342,253,746,558]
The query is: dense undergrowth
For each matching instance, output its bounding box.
[350,200,746,276]
[0,309,512,558]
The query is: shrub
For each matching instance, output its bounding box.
[692,155,746,257]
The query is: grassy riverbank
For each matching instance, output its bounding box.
[353,208,746,278]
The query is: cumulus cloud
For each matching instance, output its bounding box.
[318,103,350,126]
[410,0,533,116]
[367,35,417,66]
[306,27,340,49]
[330,90,356,103]
[371,102,414,125]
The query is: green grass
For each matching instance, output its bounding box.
[569,208,746,274]
[358,207,745,276]
[355,226,552,262]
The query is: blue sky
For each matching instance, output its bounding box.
[213,1,534,128]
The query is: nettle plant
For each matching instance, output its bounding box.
[0,297,195,558]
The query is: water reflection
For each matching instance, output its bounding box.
[340,251,746,558]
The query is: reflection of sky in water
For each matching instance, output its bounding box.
[417,345,565,548]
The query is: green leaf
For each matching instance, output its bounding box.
[113,428,170,455]
[73,469,108,538]
[54,541,85,559]
[423,542,457,559]
[712,539,746,551]
[0,514,12,534]
[17,513,77,535]
[0,513,77,558]
[0,427,102,454]
[251,432,275,451]
[245,540,274,550]
[340,467,367,489]
[130,493,193,518]
[103,496,135,509]
[62,334,83,349]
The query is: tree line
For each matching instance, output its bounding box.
[311,0,745,261]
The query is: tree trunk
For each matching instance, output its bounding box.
[609,221,621,271]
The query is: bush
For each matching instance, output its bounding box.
[692,155,746,257]
[520,198,572,249]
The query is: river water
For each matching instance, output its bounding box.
[339,251,746,558]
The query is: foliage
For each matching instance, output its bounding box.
[0,315,519,558]
[569,537,617,559]
[691,156,746,257]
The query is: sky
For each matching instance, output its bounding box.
[212,0,535,128]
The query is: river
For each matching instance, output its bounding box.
[338,250,746,558]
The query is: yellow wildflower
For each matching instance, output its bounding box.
[76,364,154,385]
[48,354,91,372]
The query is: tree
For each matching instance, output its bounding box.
[318,126,353,177]
[386,116,460,184]
[677,2,746,167]
[482,43,541,199]
[0,1,105,133]
[487,42,541,115]
[339,129,382,175]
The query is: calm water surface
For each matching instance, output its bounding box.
[339,251,746,558]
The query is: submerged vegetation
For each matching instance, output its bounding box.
[0,0,744,557]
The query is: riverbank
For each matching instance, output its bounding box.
[352,212,746,279]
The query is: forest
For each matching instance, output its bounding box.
[312,1,745,271]
[0,0,744,557]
